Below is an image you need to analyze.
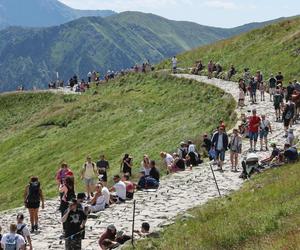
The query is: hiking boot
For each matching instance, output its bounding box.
[30,226,35,233]
[34,225,38,231]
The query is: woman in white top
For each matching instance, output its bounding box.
[229,129,242,172]
[141,155,151,176]
[89,184,106,213]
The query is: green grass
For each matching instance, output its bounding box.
[130,163,300,250]
[158,17,300,82]
[0,72,236,211]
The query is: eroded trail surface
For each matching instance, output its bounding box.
[1,74,298,249]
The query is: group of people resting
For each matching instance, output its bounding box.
[190,59,236,80]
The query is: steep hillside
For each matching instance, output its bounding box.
[0,0,115,29]
[0,12,283,92]
[158,17,300,82]
[0,73,236,210]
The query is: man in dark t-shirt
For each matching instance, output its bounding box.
[96,155,110,182]
[62,199,87,250]
[284,144,298,163]
[149,160,160,182]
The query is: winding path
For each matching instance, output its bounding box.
[1,74,298,250]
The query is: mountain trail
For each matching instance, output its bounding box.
[1,74,298,249]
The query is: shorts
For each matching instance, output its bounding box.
[215,150,225,162]
[249,132,259,141]
[269,88,275,95]
[284,119,291,127]
[65,237,82,250]
[26,201,40,209]
[259,130,269,139]
[84,178,95,186]
[274,104,280,110]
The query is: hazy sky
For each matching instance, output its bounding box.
[59,0,299,27]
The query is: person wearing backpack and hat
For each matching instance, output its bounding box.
[1,224,25,250]
[16,213,32,250]
[81,156,98,200]
[24,176,44,233]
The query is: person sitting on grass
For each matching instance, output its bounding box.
[99,225,118,250]
[121,174,135,200]
[109,175,126,204]
[283,143,298,163]
[160,152,174,171]
[137,171,159,190]
[134,222,151,237]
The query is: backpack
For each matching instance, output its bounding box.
[27,181,40,203]
[285,104,295,120]
[5,235,18,250]
[16,225,26,240]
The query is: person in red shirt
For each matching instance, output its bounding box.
[248,109,261,151]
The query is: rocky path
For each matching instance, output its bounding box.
[1,74,298,249]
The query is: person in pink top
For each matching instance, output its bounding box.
[55,162,73,186]
[248,109,261,152]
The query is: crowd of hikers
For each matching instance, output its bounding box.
[2,64,300,250]
[47,61,154,93]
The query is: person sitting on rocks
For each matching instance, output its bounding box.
[1,224,25,250]
[187,140,202,166]
[121,174,135,200]
[178,142,188,160]
[109,175,126,203]
[99,224,118,250]
[283,143,298,163]
[56,162,73,187]
[149,160,160,182]
[137,171,159,190]
[261,143,282,166]
[168,153,185,173]
[88,184,106,213]
[141,155,151,176]
[215,63,223,78]
[160,152,174,170]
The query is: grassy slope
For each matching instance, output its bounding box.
[158,17,300,82]
[131,163,300,250]
[0,73,236,210]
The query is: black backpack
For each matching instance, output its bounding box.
[27,181,40,203]
[16,225,27,242]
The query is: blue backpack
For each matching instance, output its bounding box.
[5,235,18,250]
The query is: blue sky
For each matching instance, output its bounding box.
[59,0,299,27]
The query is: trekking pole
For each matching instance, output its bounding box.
[131,200,136,248]
[209,162,222,197]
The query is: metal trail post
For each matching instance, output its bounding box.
[209,163,222,197]
[131,200,136,248]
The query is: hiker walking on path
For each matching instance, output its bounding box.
[229,129,242,172]
[61,199,87,250]
[248,109,261,152]
[59,176,76,217]
[274,89,284,121]
[96,155,110,185]
[24,176,44,233]
[171,56,177,74]
[121,154,133,176]
[1,224,25,250]
[269,74,277,101]
[55,162,73,187]
[81,156,98,200]
[211,126,229,171]
[282,99,296,137]
[259,115,272,151]
[16,213,32,250]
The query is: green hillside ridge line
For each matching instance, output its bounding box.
[158,16,300,83]
[0,11,285,92]
[0,73,236,211]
